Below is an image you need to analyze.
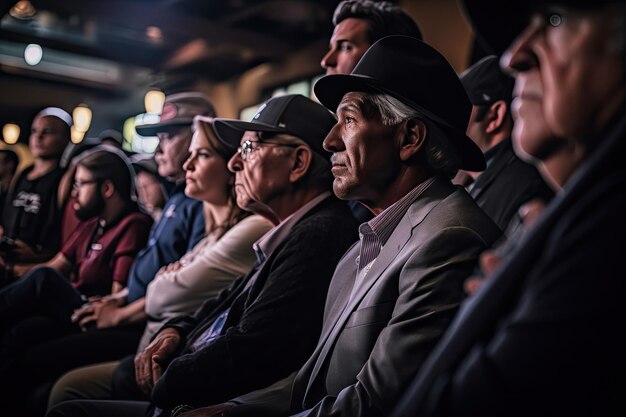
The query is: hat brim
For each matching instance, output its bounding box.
[314,74,486,172]
[135,118,194,137]
[213,119,289,149]
[460,0,530,55]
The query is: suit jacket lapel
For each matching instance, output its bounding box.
[303,179,452,401]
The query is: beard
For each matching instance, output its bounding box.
[74,192,105,221]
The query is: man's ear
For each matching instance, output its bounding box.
[485,100,508,134]
[399,118,427,162]
[101,179,115,199]
[289,146,313,183]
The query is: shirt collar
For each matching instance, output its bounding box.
[253,191,332,263]
[363,176,437,246]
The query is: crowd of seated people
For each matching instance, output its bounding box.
[0,0,623,416]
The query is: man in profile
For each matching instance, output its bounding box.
[321,0,423,223]
[459,55,552,231]
[394,1,626,416]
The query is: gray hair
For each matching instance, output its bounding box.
[270,134,334,190]
[359,93,462,178]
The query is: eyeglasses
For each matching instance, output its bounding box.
[236,139,299,161]
[72,179,100,190]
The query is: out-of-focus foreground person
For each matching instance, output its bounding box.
[393,1,626,416]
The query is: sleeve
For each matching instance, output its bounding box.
[294,226,492,417]
[151,211,358,409]
[145,216,272,321]
[59,221,91,264]
[162,273,249,340]
[111,215,153,285]
[420,191,626,417]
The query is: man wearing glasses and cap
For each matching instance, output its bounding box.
[46,94,359,417]
[393,1,626,416]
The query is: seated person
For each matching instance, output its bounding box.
[47,94,359,417]
[0,107,72,265]
[458,55,553,231]
[131,154,168,222]
[0,94,211,416]
[0,148,152,332]
[47,115,274,409]
[0,148,152,415]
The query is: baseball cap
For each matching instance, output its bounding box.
[460,55,514,106]
[212,94,337,157]
[136,92,215,136]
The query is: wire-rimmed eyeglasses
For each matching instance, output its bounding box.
[236,139,299,161]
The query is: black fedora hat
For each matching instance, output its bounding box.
[314,35,485,171]
[460,0,622,55]
[213,94,336,158]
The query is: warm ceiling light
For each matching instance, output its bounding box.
[70,126,85,144]
[72,104,92,133]
[9,0,36,19]
[24,43,43,66]
[144,89,165,114]
[2,123,20,144]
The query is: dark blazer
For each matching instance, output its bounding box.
[150,196,359,409]
[470,138,553,231]
[228,177,501,416]
[393,115,626,417]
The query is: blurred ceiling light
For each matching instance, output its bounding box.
[72,104,92,133]
[146,26,163,42]
[144,89,165,114]
[24,43,43,66]
[70,126,85,144]
[9,0,36,19]
[2,123,20,144]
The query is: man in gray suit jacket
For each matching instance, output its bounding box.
[181,36,501,417]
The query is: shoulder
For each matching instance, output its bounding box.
[410,186,501,244]
[218,215,273,247]
[121,210,154,228]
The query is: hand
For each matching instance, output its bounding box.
[162,261,183,273]
[71,298,122,330]
[134,327,181,394]
[10,239,36,260]
[178,404,234,417]
[463,250,503,296]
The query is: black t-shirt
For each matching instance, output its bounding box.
[1,165,64,258]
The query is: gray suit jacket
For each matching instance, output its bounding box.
[229,177,501,417]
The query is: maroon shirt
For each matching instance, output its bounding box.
[61,210,153,297]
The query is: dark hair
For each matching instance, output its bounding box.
[333,0,422,44]
[77,149,134,203]
[0,149,19,174]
